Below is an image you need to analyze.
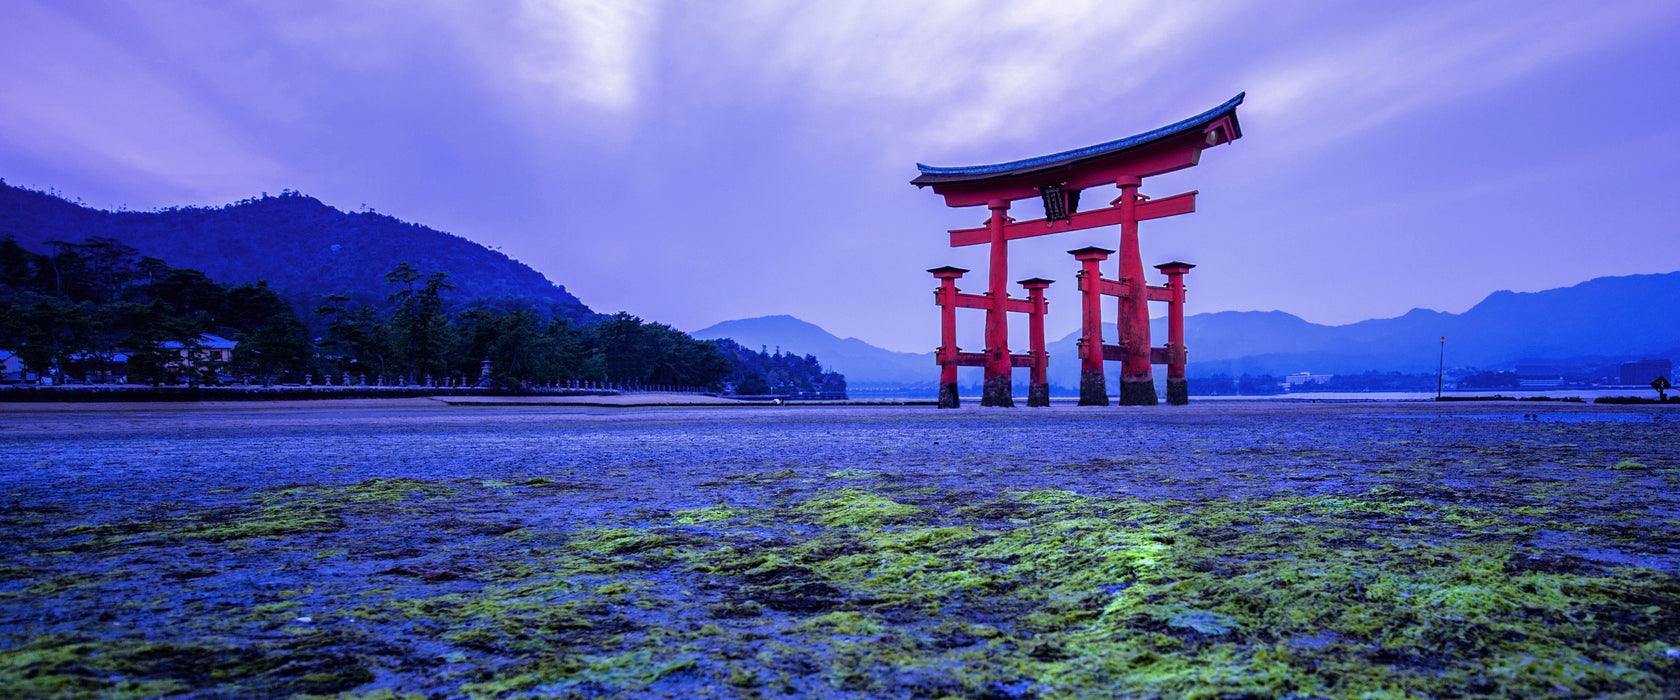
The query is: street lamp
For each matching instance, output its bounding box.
[1436,337,1446,400]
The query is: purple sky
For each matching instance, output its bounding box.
[4,1,1678,353]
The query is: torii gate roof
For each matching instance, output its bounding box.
[911,93,1244,190]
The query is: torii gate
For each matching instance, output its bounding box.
[913,93,1244,407]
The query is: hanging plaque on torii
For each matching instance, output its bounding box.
[912,93,1244,407]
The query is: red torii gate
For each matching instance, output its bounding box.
[913,94,1244,407]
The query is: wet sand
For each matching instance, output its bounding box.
[2,400,1677,697]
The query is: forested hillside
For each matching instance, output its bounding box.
[710,338,847,397]
[0,181,592,327]
[0,188,846,396]
[0,235,738,388]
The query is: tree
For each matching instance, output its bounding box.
[41,240,88,300]
[735,372,770,395]
[138,267,225,322]
[1196,374,1237,395]
[0,237,39,292]
[659,326,730,388]
[1460,371,1520,389]
[577,313,730,388]
[75,237,139,304]
[1237,373,1283,395]
[0,293,90,379]
[111,300,200,386]
[226,281,312,383]
[707,338,836,396]
[316,294,385,380]
[453,307,540,385]
[384,262,454,383]
[541,319,585,381]
[587,312,651,382]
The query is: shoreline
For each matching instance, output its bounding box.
[3,384,1666,405]
[0,396,1673,418]
[0,385,1668,410]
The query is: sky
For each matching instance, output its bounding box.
[3,0,1678,353]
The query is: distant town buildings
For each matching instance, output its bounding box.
[161,334,238,367]
[1514,365,1565,388]
[1284,372,1334,388]
[1,334,238,385]
[0,350,23,383]
[1621,359,1672,386]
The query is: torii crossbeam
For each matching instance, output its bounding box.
[913,93,1243,407]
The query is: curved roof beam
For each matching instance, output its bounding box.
[912,93,1244,187]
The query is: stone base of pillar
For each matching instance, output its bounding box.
[1166,378,1189,406]
[1078,370,1110,406]
[981,374,1014,407]
[1027,383,1050,407]
[1119,379,1159,406]
[938,382,961,409]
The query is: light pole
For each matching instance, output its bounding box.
[1436,337,1446,400]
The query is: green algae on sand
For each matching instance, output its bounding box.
[314,484,1680,697]
[4,403,1678,698]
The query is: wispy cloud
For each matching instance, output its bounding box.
[0,2,283,198]
[679,1,1236,158]
[1240,1,1678,152]
[247,0,664,126]
[637,0,1672,167]
[507,0,659,117]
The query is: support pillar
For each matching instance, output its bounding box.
[982,199,1014,407]
[1070,247,1114,405]
[1155,262,1195,405]
[1020,278,1054,406]
[1114,177,1158,405]
[929,266,967,409]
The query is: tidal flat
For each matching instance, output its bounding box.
[1,400,1677,699]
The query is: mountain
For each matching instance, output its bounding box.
[0,181,593,324]
[690,316,931,386]
[701,272,1680,391]
[1160,271,1680,376]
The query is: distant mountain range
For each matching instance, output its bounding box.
[695,271,1680,389]
[0,181,594,324]
[692,316,933,386]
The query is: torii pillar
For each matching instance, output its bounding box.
[930,266,967,408]
[1070,246,1113,406]
[981,199,1014,406]
[1020,277,1054,407]
[1114,176,1157,405]
[1155,262,1195,405]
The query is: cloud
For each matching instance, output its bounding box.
[642,0,1673,169]
[507,0,659,116]
[239,0,662,127]
[0,2,284,198]
[678,1,1234,158]
[1241,1,1679,151]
